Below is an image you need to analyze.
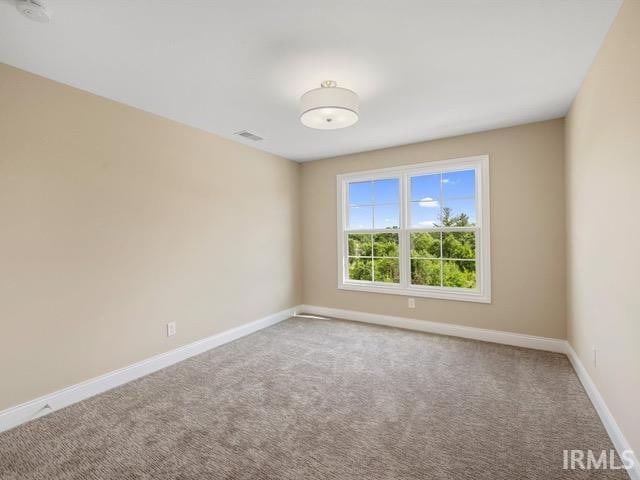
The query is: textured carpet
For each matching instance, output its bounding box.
[0,317,629,479]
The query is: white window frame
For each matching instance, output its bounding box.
[337,155,491,303]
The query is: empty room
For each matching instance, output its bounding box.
[1,0,638,478]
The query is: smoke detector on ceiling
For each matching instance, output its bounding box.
[16,0,51,23]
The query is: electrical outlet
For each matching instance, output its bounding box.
[408,298,415,309]
[167,322,176,337]
[593,346,597,368]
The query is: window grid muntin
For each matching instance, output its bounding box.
[348,177,401,231]
[346,231,400,285]
[408,228,479,289]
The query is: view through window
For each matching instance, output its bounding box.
[338,156,490,303]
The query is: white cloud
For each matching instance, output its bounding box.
[418,197,439,208]
[418,220,436,227]
[441,178,449,184]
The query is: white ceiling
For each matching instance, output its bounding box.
[0,0,621,162]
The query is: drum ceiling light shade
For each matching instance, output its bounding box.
[300,80,359,130]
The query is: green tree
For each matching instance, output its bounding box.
[411,207,476,288]
[348,208,477,289]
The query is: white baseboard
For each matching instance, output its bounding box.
[0,305,301,433]
[299,304,567,352]
[565,344,639,480]
[3,303,636,479]
[298,304,638,479]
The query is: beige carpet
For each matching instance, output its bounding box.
[0,317,629,479]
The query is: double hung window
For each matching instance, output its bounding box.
[337,155,490,303]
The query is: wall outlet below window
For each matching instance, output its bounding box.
[408,298,415,309]
[167,322,176,337]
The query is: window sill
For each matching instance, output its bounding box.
[338,282,491,304]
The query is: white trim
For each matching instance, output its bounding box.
[299,304,565,352]
[336,154,491,303]
[565,344,639,480]
[337,282,491,303]
[0,305,301,433]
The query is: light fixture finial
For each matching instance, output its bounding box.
[321,80,338,88]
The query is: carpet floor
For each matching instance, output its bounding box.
[0,317,629,479]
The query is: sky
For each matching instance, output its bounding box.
[348,170,476,229]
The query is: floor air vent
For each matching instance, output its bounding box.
[234,130,263,141]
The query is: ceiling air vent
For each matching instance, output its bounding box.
[234,130,263,141]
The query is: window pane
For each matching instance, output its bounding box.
[348,234,372,257]
[348,181,373,206]
[442,198,476,226]
[442,231,476,259]
[410,201,440,228]
[442,260,476,289]
[374,258,400,283]
[442,170,475,198]
[373,178,399,204]
[410,174,440,202]
[374,204,400,229]
[410,232,441,258]
[411,259,441,286]
[373,233,399,257]
[348,258,372,281]
[348,205,373,230]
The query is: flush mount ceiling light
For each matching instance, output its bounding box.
[300,80,359,130]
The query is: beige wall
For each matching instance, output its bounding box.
[301,119,566,339]
[0,64,301,410]
[566,0,639,454]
